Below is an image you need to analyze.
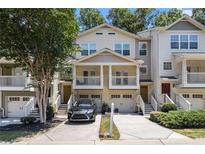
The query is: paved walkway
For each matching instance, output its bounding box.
[18,114,101,144]
[0,118,21,127]
[113,114,188,140]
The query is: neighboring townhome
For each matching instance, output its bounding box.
[0,58,60,118]
[68,23,153,113]
[138,15,205,110]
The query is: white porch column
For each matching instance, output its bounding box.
[100,65,103,88]
[73,65,76,88]
[182,59,187,86]
[109,65,112,88]
[0,91,2,108]
[52,72,59,104]
[136,65,140,89]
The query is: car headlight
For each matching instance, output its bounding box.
[87,110,93,114]
[68,110,73,114]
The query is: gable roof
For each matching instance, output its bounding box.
[138,15,205,34]
[73,48,144,64]
[77,23,150,40]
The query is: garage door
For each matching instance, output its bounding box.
[91,95,102,113]
[109,94,135,113]
[7,96,30,117]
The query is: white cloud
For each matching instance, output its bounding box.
[183,9,193,16]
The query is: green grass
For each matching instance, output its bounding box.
[99,115,120,140]
[173,129,205,139]
[0,130,37,142]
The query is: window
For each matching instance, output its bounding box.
[140,66,147,75]
[192,94,203,99]
[190,35,198,49]
[116,71,121,85]
[8,97,20,101]
[111,95,120,99]
[182,94,190,98]
[180,35,189,49]
[80,43,96,56]
[23,97,30,101]
[123,95,132,98]
[114,43,130,56]
[90,71,96,76]
[171,35,179,49]
[163,62,172,70]
[79,95,89,98]
[91,95,100,99]
[170,35,198,49]
[139,42,147,56]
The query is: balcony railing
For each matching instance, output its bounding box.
[187,72,205,84]
[112,76,137,86]
[0,76,26,87]
[76,76,100,86]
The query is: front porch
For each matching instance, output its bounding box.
[175,54,205,87]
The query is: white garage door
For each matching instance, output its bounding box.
[7,96,29,117]
[109,95,135,113]
[91,95,102,113]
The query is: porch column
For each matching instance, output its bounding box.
[182,59,187,86]
[100,65,103,88]
[109,65,112,88]
[73,65,76,88]
[136,65,140,89]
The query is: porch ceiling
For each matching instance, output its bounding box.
[173,53,205,63]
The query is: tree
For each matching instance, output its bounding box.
[192,8,205,25]
[155,9,183,26]
[79,9,105,31]
[107,8,156,33]
[0,9,78,123]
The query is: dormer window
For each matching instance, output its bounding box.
[80,43,96,56]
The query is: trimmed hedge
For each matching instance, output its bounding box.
[21,117,36,125]
[161,103,177,112]
[150,110,205,129]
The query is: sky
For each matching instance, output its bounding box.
[76,8,193,18]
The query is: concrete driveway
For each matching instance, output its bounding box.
[114,114,188,140]
[22,114,101,144]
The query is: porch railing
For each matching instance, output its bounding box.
[55,95,61,112]
[112,76,137,86]
[67,94,75,110]
[76,76,100,86]
[137,95,145,115]
[157,94,175,105]
[151,95,158,111]
[0,76,26,87]
[176,94,191,111]
[187,72,205,84]
[24,97,35,116]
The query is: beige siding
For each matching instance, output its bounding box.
[168,21,201,31]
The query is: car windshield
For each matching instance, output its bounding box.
[75,99,92,108]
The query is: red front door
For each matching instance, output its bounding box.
[161,83,171,97]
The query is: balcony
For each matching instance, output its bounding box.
[0,76,26,90]
[76,76,100,86]
[187,72,205,84]
[110,76,138,89]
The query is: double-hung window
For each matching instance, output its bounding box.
[170,35,198,49]
[190,35,198,49]
[139,42,147,56]
[114,43,130,56]
[80,43,96,56]
[171,35,179,49]
[163,62,172,70]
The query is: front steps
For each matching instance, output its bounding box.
[57,104,67,115]
[144,104,154,114]
[28,108,40,118]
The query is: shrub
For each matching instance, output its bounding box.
[46,105,55,120]
[101,103,109,114]
[150,110,205,129]
[21,117,36,125]
[161,103,177,112]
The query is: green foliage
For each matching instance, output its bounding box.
[101,103,109,114]
[46,105,55,120]
[79,9,105,31]
[107,8,156,33]
[150,110,205,129]
[161,103,177,112]
[20,117,36,125]
[192,8,205,25]
[155,9,183,26]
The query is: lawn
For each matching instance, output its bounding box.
[173,129,205,139]
[99,115,120,140]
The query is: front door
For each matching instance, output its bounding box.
[63,85,71,104]
[140,86,148,103]
[161,83,171,97]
